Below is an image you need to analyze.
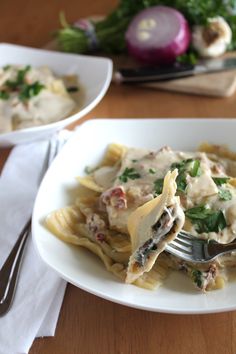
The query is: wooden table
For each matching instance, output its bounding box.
[1,1,236,353]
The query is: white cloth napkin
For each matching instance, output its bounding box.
[0,136,68,354]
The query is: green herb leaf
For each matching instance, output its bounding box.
[6,65,31,90]
[153,178,164,195]
[171,158,193,171]
[176,51,198,65]
[5,79,18,90]
[171,158,201,193]
[3,64,11,71]
[185,205,227,233]
[84,165,97,174]
[0,90,9,100]
[192,269,203,289]
[17,65,31,84]
[149,168,156,174]
[176,173,187,193]
[18,81,45,101]
[218,189,232,201]
[212,177,230,186]
[119,167,141,183]
[189,159,201,177]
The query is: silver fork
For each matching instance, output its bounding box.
[0,134,67,316]
[165,230,236,263]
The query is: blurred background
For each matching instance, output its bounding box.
[0,1,117,47]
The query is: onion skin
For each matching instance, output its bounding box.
[125,6,191,65]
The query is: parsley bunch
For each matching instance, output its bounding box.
[56,0,236,55]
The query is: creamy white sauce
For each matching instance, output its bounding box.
[0,65,77,132]
[96,146,236,244]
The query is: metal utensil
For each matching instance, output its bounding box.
[165,230,236,263]
[0,135,66,316]
[114,57,236,84]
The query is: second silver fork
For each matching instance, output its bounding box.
[0,135,66,316]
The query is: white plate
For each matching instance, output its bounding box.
[0,43,112,146]
[32,118,236,314]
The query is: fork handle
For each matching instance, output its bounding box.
[209,240,236,258]
[0,218,31,316]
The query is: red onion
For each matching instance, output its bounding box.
[125,6,191,65]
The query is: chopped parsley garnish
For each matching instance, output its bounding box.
[192,269,203,289]
[3,64,11,71]
[218,189,232,201]
[152,158,201,195]
[119,167,141,183]
[212,177,232,201]
[6,65,31,90]
[175,174,187,193]
[1,66,45,102]
[171,158,194,171]
[212,177,230,186]
[18,65,31,82]
[153,178,164,195]
[149,168,156,174]
[185,205,227,233]
[84,165,97,174]
[0,90,9,100]
[189,159,201,177]
[18,81,45,101]
[131,159,138,163]
[171,158,201,193]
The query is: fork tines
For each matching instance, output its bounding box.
[166,231,207,263]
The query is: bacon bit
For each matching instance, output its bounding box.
[147,146,171,160]
[178,262,188,273]
[206,264,217,281]
[87,213,105,233]
[101,186,127,210]
[211,164,225,174]
[23,101,29,110]
[110,187,125,198]
[147,151,155,159]
[95,233,106,242]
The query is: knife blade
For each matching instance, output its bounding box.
[114,57,236,84]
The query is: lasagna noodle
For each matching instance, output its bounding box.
[75,143,126,193]
[100,143,127,166]
[199,142,236,161]
[76,175,104,193]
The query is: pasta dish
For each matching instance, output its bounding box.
[0,65,79,133]
[46,142,236,292]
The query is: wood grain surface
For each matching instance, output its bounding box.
[1,1,236,354]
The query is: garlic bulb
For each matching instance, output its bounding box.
[192,16,232,58]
